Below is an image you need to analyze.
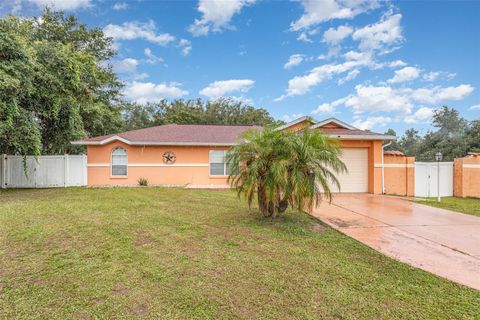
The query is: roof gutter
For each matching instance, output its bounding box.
[71,132,397,146]
[327,134,397,141]
[71,140,239,147]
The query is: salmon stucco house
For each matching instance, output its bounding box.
[72,117,395,192]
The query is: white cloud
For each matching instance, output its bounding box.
[404,107,434,124]
[312,97,346,115]
[353,116,392,130]
[297,27,320,43]
[313,104,335,115]
[469,104,480,110]
[123,81,188,104]
[297,32,312,43]
[144,48,163,64]
[423,71,440,82]
[322,25,353,45]
[27,0,91,10]
[284,54,305,69]
[388,60,407,68]
[425,84,474,102]
[352,11,403,52]
[423,71,456,82]
[113,58,139,73]
[339,84,474,115]
[338,69,360,85]
[104,21,175,46]
[200,79,255,98]
[276,55,377,100]
[343,50,369,61]
[188,0,255,36]
[291,0,378,31]
[345,85,413,114]
[112,2,127,10]
[133,73,149,81]
[177,39,192,56]
[387,66,420,84]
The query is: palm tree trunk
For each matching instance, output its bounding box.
[257,186,272,217]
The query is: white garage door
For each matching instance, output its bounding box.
[334,148,368,193]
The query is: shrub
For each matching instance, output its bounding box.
[137,177,149,186]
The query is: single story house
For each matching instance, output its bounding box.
[72,117,395,192]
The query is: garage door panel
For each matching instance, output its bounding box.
[334,148,368,193]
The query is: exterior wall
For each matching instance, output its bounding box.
[87,142,230,187]
[338,140,383,194]
[383,154,415,196]
[454,154,480,198]
[85,132,387,194]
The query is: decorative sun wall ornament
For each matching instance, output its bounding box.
[162,151,176,164]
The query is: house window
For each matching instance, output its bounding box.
[209,150,231,176]
[111,147,127,176]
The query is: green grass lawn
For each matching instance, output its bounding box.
[1,188,479,319]
[415,196,480,217]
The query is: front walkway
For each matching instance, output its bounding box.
[311,194,480,290]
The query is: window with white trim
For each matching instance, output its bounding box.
[209,150,231,176]
[111,147,127,176]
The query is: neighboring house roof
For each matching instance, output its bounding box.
[384,150,405,156]
[274,116,317,131]
[71,124,262,146]
[311,117,357,130]
[279,116,396,141]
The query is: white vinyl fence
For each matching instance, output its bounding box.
[414,162,454,197]
[0,154,87,188]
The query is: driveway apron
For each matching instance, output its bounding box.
[311,194,480,290]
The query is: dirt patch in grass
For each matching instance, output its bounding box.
[134,235,154,247]
[129,303,149,316]
[111,283,131,296]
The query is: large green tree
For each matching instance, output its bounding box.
[227,128,346,218]
[466,120,480,153]
[0,9,124,156]
[383,129,402,152]
[385,106,478,160]
[415,106,469,161]
[122,98,281,131]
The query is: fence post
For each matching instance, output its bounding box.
[1,154,6,189]
[82,154,87,186]
[64,154,69,187]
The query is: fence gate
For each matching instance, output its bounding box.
[414,162,454,197]
[1,155,87,188]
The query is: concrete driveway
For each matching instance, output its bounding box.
[311,194,480,290]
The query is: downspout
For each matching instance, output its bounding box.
[381,141,392,194]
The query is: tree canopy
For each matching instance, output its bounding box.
[121,98,281,131]
[385,106,479,161]
[0,9,124,156]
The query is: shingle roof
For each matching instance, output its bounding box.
[72,124,262,146]
[277,116,395,140]
[384,150,405,156]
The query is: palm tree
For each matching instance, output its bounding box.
[227,127,346,218]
